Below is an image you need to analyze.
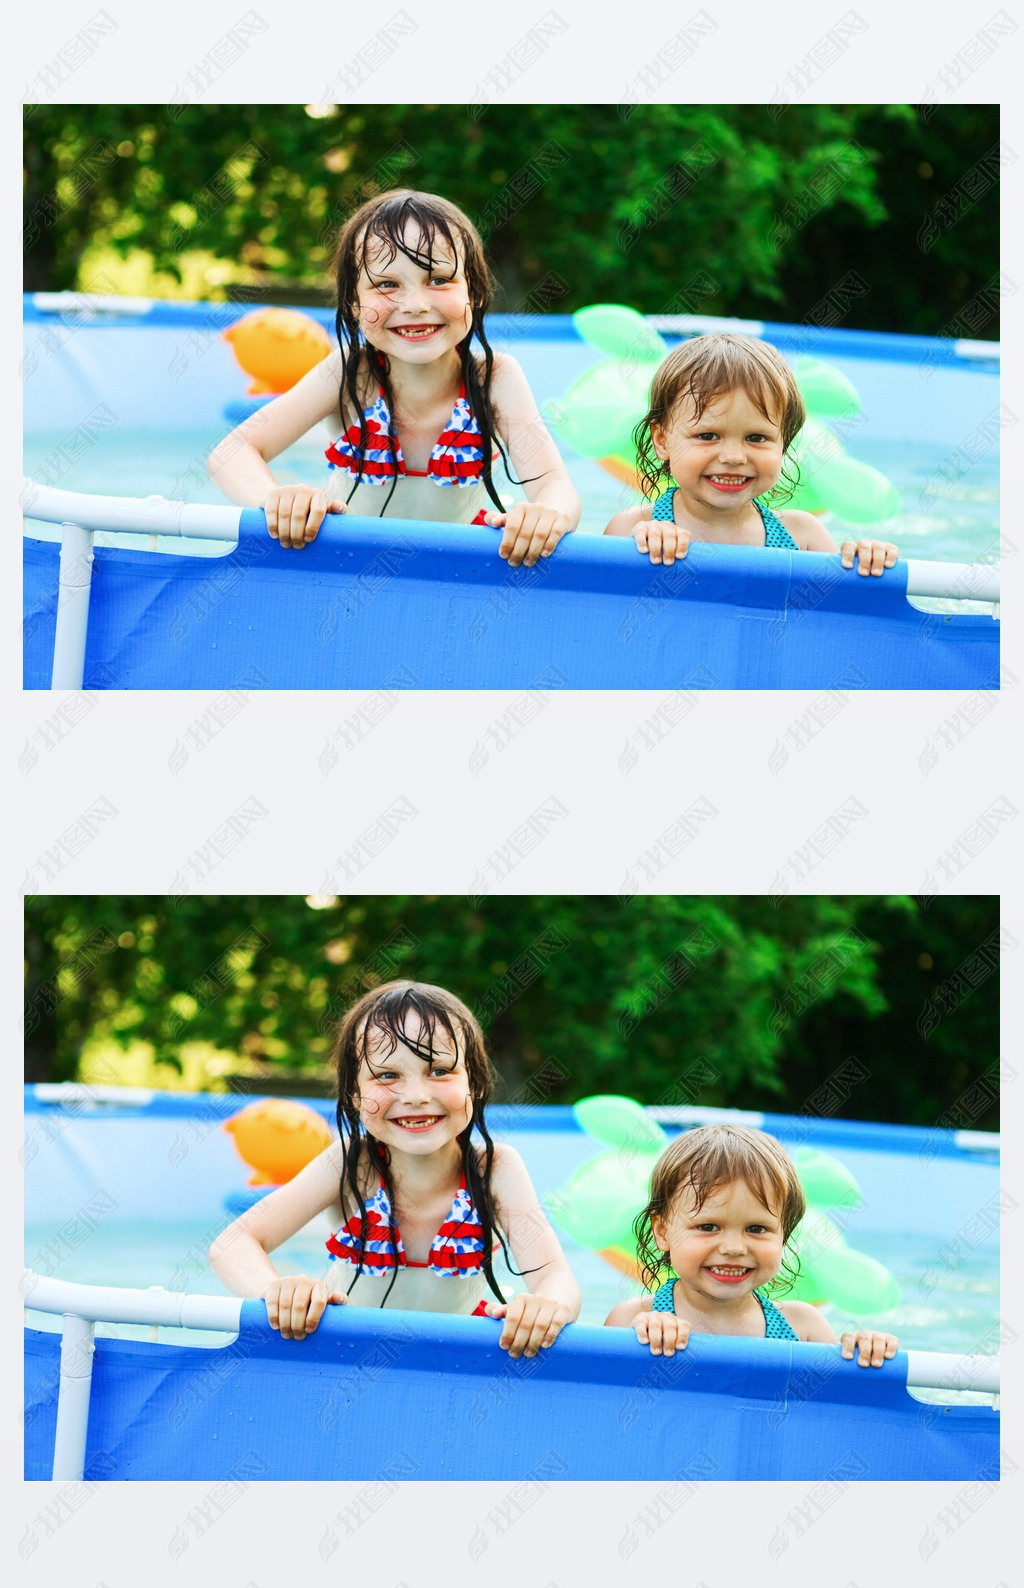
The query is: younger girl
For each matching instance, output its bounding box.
[208,190,580,569]
[604,334,900,577]
[209,980,580,1359]
[605,1125,899,1367]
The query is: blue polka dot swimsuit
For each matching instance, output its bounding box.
[650,1277,799,1340]
[651,487,799,550]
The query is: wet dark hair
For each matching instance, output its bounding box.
[330,978,514,1306]
[634,1124,806,1297]
[332,189,522,516]
[633,333,807,507]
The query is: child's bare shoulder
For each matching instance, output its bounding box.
[605,503,654,537]
[776,509,837,552]
[775,1299,838,1342]
[604,1295,652,1326]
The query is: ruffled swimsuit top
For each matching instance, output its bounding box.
[325,385,495,524]
[326,1173,497,1313]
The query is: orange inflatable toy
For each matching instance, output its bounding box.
[222,308,332,396]
[222,1098,334,1186]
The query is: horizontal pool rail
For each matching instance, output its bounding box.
[24,294,1000,367]
[23,478,1002,689]
[22,478,1003,602]
[24,1084,1000,1160]
[24,1270,999,1482]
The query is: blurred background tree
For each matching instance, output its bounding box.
[24,895,999,1129]
[23,104,999,337]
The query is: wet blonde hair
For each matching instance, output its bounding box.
[634,1123,806,1294]
[633,333,806,504]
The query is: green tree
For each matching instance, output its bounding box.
[23,104,999,335]
[24,895,998,1128]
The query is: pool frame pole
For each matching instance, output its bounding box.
[51,1312,95,1481]
[51,521,94,690]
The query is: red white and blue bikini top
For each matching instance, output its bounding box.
[325,385,485,487]
[326,1173,487,1277]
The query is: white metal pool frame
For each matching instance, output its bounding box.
[23,479,1001,691]
[24,1269,1000,1483]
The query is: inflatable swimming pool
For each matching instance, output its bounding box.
[24,1087,1000,1481]
[23,298,1000,690]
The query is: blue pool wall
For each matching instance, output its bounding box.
[24,1089,999,1240]
[25,1300,998,1482]
[23,297,998,447]
[22,512,1000,692]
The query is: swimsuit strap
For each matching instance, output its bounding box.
[649,487,799,550]
[753,497,799,549]
[753,1289,800,1339]
[650,1277,677,1311]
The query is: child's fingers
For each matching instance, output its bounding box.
[282,493,314,551]
[841,540,892,577]
[483,511,506,528]
[863,541,890,577]
[303,490,330,541]
[841,1330,886,1366]
[540,522,568,558]
[538,1307,570,1348]
[285,1282,316,1340]
[483,1301,507,1318]
[633,522,652,556]
[304,1280,345,1333]
[520,524,553,568]
[500,1310,535,1358]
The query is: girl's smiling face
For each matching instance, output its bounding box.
[652,387,786,511]
[651,1178,786,1304]
[355,223,473,365]
[355,1014,473,1155]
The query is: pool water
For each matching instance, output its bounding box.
[24,424,999,566]
[25,1215,998,1363]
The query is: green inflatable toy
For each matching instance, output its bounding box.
[547,305,902,527]
[544,1094,901,1315]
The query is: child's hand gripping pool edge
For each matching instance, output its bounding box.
[261,485,346,551]
[482,1292,574,1358]
[483,503,575,568]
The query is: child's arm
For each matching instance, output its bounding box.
[207,350,347,550]
[778,509,900,576]
[777,1300,899,1365]
[208,1142,348,1340]
[487,1143,581,1357]
[485,354,581,568]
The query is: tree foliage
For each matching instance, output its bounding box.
[23,104,999,336]
[24,895,998,1128]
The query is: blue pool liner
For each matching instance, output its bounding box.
[24,1302,998,1482]
[23,514,998,691]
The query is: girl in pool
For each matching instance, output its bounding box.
[605,1124,900,1366]
[208,190,580,568]
[209,980,580,1358]
[604,334,900,576]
